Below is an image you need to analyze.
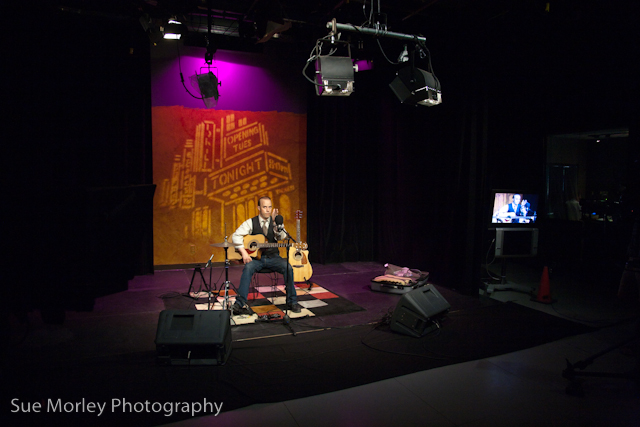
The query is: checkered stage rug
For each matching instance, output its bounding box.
[189,282,365,325]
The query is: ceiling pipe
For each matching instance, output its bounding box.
[326,20,426,42]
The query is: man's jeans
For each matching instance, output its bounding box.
[235,256,297,307]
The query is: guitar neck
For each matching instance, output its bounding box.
[295,209,302,243]
[256,242,291,249]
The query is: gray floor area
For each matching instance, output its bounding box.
[163,259,640,427]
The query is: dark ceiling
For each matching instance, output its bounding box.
[52,0,626,22]
[51,0,636,47]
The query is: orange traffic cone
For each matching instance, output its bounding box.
[532,266,552,304]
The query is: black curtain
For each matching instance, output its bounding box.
[307,67,488,295]
[7,6,154,314]
[305,3,639,297]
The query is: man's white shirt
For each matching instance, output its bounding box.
[232,218,287,249]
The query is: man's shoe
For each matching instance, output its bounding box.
[232,302,253,316]
[287,302,302,313]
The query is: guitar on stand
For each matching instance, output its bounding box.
[289,210,313,284]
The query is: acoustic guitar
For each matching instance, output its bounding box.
[289,210,313,282]
[227,234,308,260]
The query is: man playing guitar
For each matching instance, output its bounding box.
[230,196,301,315]
[496,193,533,223]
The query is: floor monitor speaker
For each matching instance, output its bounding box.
[390,284,450,337]
[155,310,231,365]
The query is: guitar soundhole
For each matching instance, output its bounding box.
[294,251,302,261]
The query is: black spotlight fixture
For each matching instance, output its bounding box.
[315,55,355,96]
[389,42,441,107]
[389,66,441,107]
[190,71,220,109]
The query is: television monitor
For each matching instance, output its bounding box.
[491,190,539,226]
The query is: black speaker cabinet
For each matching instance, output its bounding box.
[155,310,232,365]
[390,284,451,337]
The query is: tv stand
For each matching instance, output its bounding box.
[484,257,535,294]
[484,227,539,295]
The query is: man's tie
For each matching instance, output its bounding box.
[262,220,268,236]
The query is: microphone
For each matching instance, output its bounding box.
[205,254,214,268]
[274,214,285,231]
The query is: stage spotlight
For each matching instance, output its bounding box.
[257,20,292,43]
[162,19,185,40]
[389,66,442,107]
[190,71,220,109]
[315,56,355,96]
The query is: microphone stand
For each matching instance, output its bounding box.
[279,225,296,242]
[277,223,297,336]
[204,254,215,310]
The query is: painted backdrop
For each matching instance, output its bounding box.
[153,106,307,265]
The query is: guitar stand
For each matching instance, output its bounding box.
[304,278,314,291]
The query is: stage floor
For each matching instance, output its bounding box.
[4,261,638,427]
